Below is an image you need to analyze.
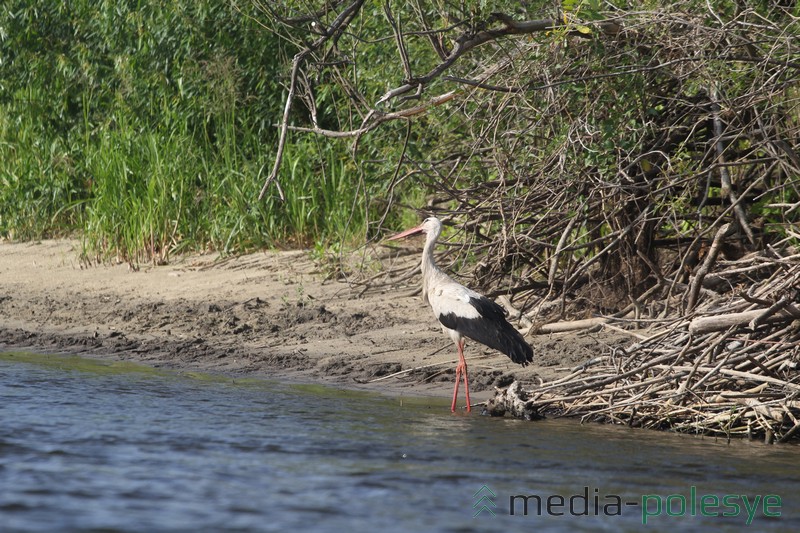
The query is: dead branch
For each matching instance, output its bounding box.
[257,0,367,200]
[489,260,800,442]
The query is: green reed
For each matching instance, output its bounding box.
[0,0,376,263]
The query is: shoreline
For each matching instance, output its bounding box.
[0,239,623,407]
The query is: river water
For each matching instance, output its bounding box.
[0,351,796,532]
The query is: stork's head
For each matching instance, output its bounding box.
[386,216,442,241]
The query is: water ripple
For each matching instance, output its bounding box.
[1,352,797,532]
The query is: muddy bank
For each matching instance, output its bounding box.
[0,240,625,404]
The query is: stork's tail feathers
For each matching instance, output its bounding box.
[466,296,533,366]
[463,318,533,366]
[497,322,534,366]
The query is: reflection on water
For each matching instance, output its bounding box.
[0,351,797,532]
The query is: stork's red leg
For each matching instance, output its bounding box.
[451,357,461,412]
[459,340,471,412]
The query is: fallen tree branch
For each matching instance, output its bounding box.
[689,308,799,334]
[529,317,610,334]
[686,222,733,312]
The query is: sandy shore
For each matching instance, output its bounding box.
[0,240,624,405]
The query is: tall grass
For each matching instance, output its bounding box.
[78,118,368,263]
[267,140,364,246]
[83,128,189,263]
[0,89,87,239]
[0,0,377,262]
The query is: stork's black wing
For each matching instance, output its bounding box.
[438,294,533,366]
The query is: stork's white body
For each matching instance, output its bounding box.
[426,280,482,345]
[388,217,533,412]
[423,252,481,338]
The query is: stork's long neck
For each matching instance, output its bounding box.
[421,227,442,300]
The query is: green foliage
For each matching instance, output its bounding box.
[0,0,375,260]
[1,0,798,280]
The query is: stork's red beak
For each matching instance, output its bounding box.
[386,225,424,241]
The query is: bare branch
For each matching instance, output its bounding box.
[383,1,413,81]
[378,16,558,105]
[258,0,367,200]
[282,90,459,138]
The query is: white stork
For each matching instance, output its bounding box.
[387,217,533,412]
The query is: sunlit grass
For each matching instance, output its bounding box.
[0,0,378,261]
[0,84,373,263]
[76,124,370,264]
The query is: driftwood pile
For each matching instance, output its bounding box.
[486,248,800,443]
